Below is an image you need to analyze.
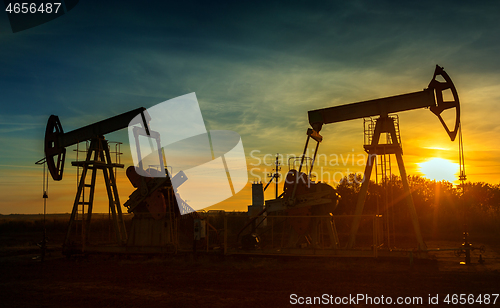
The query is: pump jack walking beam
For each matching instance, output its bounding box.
[308,65,460,142]
[44,107,149,181]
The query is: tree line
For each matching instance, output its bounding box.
[334,174,500,238]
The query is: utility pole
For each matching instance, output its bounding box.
[267,154,281,198]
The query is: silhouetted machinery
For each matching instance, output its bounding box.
[45,65,461,256]
[308,65,460,250]
[242,65,460,253]
[240,155,341,250]
[44,108,197,254]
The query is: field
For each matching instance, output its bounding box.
[1,214,500,307]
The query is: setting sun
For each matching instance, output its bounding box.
[418,158,459,183]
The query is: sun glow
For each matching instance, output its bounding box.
[424,146,451,151]
[418,158,459,183]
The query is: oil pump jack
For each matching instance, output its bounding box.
[240,65,460,253]
[306,65,460,250]
[44,107,187,254]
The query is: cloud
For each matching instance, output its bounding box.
[2,0,500,213]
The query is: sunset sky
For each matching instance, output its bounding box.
[1,1,500,214]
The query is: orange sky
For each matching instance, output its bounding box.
[2,67,497,214]
[1,2,500,214]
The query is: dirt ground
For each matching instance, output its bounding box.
[1,219,500,307]
[1,242,499,307]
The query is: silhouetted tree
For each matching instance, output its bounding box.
[333,174,500,237]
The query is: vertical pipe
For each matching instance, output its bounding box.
[275,155,279,199]
[206,215,209,253]
[347,119,382,249]
[104,141,127,243]
[224,214,227,255]
[99,140,121,245]
[84,143,100,246]
[309,141,320,179]
[271,216,274,248]
[373,216,378,258]
[388,118,427,250]
[291,134,311,201]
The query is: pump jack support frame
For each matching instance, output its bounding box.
[346,116,426,250]
[64,137,127,253]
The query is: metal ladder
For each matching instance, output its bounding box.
[64,137,126,253]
